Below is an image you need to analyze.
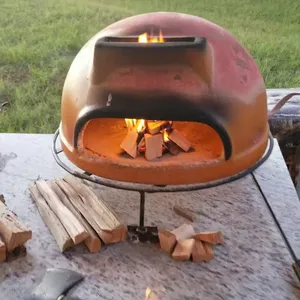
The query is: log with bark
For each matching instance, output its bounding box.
[0,195,32,263]
[0,201,32,252]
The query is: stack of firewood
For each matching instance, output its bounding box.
[158,224,223,262]
[29,175,127,253]
[121,119,192,160]
[0,195,32,263]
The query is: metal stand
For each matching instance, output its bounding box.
[127,191,159,243]
[251,172,300,281]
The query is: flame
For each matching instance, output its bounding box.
[138,30,164,43]
[125,118,145,133]
[163,130,169,142]
[136,119,145,132]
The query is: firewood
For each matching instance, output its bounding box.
[202,242,214,261]
[0,237,6,263]
[158,230,177,254]
[0,201,32,252]
[35,180,88,245]
[171,224,195,241]
[192,239,207,263]
[173,205,198,222]
[50,180,102,253]
[62,175,124,244]
[165,140,180,155]
[168,129,191,152]
[120,131,138,158]
[6,245,27,262]
[194,231,224,245]
[55,179,110,243]
[137,137,145,152]
[29,184,74,252]
[145,133,163,160]
[147,121,164,135]
[172,238,195,261]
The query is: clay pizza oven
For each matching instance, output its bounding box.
[54,12,270,186]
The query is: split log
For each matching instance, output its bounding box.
[158,230,177,255]
[171,224,195,241]
[55,179,111,243]
[50,180,101,253]
[194,231,224,245]
[35,180,88,244]
[145,133,163,160]
[168,129,191,152]
[0,237,6,263]
[0,201,32,252]
[147,121,164,135]
[173,205,198,222]
[61,176,125,244]
[29,184,74,252]
[120,131,138,158]
[192,240,208,263]
[202,242,214,262]
[172,238,195,261]
[165,140,180,155]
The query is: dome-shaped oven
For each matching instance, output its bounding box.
[55,12,270,185]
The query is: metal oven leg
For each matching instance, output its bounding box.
[127,191,159,243]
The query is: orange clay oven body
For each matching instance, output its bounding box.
[59,12,269,185]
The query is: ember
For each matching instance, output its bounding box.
[120,120,191,160]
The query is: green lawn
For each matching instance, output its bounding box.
[0,0,299,133]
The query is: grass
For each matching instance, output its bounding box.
[0,0,299,133]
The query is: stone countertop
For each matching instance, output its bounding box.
[1,133,300,299]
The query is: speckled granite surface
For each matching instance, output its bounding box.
[1,133,300,300]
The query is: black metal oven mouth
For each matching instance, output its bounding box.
[95,36,206,49]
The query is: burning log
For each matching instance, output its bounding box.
[121,119,192,160]
[120,131,139,158]
[168,129,191,152]
[145,133,163,160]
